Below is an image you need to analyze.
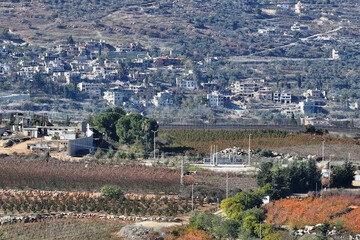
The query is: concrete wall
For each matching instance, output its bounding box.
[67,135,93,157]
[0,127,6,136]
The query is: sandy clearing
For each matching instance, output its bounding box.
[135,221,184,228]
[0,138,45,155]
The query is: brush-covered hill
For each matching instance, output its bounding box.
[1,0,360,58]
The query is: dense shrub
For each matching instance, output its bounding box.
[221,190,264,222]
[100,186,123,199]
[257,160,321,199]
[189,211,238,239]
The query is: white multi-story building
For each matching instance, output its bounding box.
[281,93,292,104]
[304,89,322,98]
[65,72,81,84]
[103,89,124,106]
[299,100,316,114]
[255,87,273,101]
[233,82,259,97]
[207,91,224,108]
[274,92,292,104]
[92,66,105,78]
[281,104,301,118]
[300,117,330,126]
[177,78,196,90]
[77,82,102,98]
[152,90,174,107]
[45,58,65,74]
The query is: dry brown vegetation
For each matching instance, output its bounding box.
[0,154,257,197]
[0,190,193,217]
[0,0,231,47]
[0,218,124,240]
[162,129,360,156]
[0,154,182,193]
[273,144,360,163]
[265,195,360,233]
[195,171,257,192]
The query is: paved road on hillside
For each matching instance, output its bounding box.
[229,26,343,61]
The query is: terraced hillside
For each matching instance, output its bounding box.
[1,0,360,58]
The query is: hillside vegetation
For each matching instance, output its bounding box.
[160,129,360,155]
[1,0,260,53]
[265,195,360,233]
[0,219,124,239]
[1,0,360,58]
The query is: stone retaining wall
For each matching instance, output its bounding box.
[0,212,183,226]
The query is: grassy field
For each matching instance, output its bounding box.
[0,219,124,240]
[160,129,360,157]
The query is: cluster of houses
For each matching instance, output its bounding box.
[258,1,310,35]
[0,34,355,126]
[0,112,93,157]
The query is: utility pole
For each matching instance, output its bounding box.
[191,184,194,211]
[226,172,229,199]
[329,154,334,189]
[248,134,252,165]
[215,145,218,166]
[151,130,158,159]
[322,140,325,161]
[259,223,262,239]
[180,156,184,192]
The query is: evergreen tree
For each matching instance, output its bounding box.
[257,162,273,187]
[67,35,75,45]
[270,168,291,200]
[331,161,354,188]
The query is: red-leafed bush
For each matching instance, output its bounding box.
[265,196,360,229]
[339,207,360,233]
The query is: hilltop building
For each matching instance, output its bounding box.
[207,91,224,108]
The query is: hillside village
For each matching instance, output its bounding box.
[1,0,360,127]
[1,1,360,239]
[0,1,360,127]
[0,37,359,128]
